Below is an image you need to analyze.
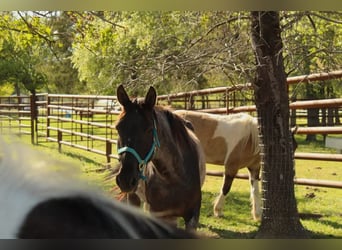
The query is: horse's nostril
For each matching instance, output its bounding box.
[116,174,138,193]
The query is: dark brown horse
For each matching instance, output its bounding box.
[115,85,206,230]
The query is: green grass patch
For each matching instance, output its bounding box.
[295,134,338,154]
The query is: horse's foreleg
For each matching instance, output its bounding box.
[162,217,178,228]
[213,173,235,217]
[143,202,150,212]
[248,167,261,220]
[184,195,201,230]
[127,193,141,207]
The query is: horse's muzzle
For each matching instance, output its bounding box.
[116,173,139,193]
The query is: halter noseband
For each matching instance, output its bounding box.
[117,119,160,180]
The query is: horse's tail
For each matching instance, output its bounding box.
[249,116,261,156]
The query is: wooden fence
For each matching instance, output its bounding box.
[0,70,341,189]
[157,70,342,113]
[45,94,120,163]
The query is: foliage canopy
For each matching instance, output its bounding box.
[0,11,341,96]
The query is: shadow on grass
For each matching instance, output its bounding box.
[199,223,258,239]
[296,193,342,238]
[306,229,342,239]
[34,143,103,167]
[302,218,342,239]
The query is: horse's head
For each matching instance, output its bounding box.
[115,85,159,193]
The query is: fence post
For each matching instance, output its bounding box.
[226,89,229,114]
[106,140,112,163]
[46,95,50,139]
[57,130,62,153]
[189,94,195,109]
[30,94,37,144]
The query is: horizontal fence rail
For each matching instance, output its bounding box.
[195,98,342,114]
[44,94,120,163]
[157,70,342,101]
[157,70,342,111]
[206,171,342,189]
[294,152,342,162]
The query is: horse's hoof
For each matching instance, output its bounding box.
[213,211,224,217]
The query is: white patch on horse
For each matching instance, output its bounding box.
[0,138,102,237]
[211,113,257,165]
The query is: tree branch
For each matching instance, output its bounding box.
[17,11,54,44]
[308,11,342,25]
[17,12,61,62]
[89,11,127,30]
[188,14,250,50]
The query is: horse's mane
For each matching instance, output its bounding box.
[154,106,205,187]
[155,106,195,149]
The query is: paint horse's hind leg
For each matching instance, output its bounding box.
[248,167,261,220]
[213,172,236,217]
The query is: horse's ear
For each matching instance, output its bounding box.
[117,85,131,107]
[144,86,157,109]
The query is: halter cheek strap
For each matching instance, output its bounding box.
[117,120,160,180]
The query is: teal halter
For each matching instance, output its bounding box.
[117,120,160,181]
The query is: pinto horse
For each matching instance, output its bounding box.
[115,85,206,230]
[174,110,298,220]
[0,136,196,238]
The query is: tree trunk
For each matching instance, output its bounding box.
[250,11,308,238]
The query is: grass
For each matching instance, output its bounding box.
[197,169,342,238]
[3,132,342,239]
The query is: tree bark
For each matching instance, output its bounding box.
[250,11,308,238]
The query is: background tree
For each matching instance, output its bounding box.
[1,11,341,99]
[250,11,308,238]
[281,11,342,140]
[70,11,253,95]
[0,12,49,95]
[0,11,85,95]
[42,11,85,94]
